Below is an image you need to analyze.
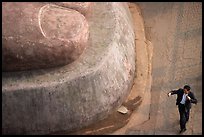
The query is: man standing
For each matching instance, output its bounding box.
[167,85,197,134]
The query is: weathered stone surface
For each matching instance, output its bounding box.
[112,3,153,135]
[53,2,93,16]
[2,2,135,135]
[2,2,89,71]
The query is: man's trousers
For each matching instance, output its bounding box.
[178,103,190,130]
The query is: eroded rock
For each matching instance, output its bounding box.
[2,2,89,71]
[53,2,93,16]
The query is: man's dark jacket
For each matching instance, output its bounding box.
[170,88,197,109]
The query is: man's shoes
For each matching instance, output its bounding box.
[179,128,187,133]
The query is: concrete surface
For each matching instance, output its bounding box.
[2,2,135,135]
[113,2,202,135]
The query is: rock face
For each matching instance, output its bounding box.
[53,2,93,16]
[2,2,89,71]
[2,2,135,135]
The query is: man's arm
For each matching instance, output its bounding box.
[167,89,179,97]
[188,92,197,104]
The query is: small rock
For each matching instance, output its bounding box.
[117,105,128,114]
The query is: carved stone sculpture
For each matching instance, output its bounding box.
[2,2,136,135]
[2,2,92,71]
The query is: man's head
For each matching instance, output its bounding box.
[184,85,191,94]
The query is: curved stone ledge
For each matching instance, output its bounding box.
[112,3,153,134]
[2,2,135,134]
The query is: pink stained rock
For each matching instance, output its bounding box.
[53,2,93,17]
[2,2,89,71]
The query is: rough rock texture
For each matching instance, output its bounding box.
[112,3,153,134]
[2,2,135,135]
[2,2,89,71]
[53,2,93,17]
